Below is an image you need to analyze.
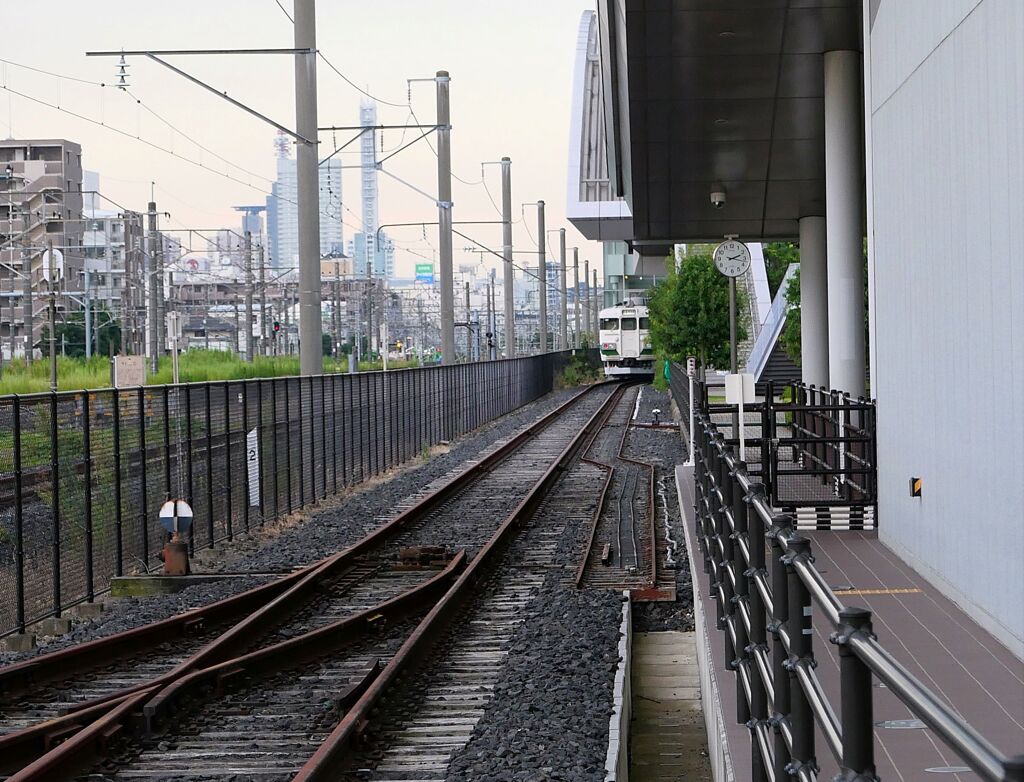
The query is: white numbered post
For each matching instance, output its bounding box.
[725,373,755,462]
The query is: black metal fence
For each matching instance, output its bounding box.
[690,411,1023,782]
[0,351,577,638]
[670,363,877,513]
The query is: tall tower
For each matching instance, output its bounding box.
[360,100,379,278]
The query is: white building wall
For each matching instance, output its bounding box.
[868,0,1024,655]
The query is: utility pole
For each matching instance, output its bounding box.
[436,71,456,365]
[47,240,57,391]
[464,280,471,362]
[147,200,159,373]
[295,0,322,376]
[333,262,341,359]
[244,230,254,362]
[584,258,591,338]
[489,273,496,360]
[84,269,92,359]
[592,269,599,332]
[233,285,241,354]
[558,228,567,351]
[573,249,580,348]
[22,251,33,365]
[501,156,514,358]
[537,201,547,354]
[259,244,267,356]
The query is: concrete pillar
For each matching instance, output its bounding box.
[824,49,866,396]
[799,216,828,387]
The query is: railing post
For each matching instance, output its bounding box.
[272,380,280,520]
[242,381,250,533]
[49,391,61,617]
[320,374,328,498]
[204,383,214,546]
[82,392,94,603]
[224,381,233,541]
[162,386,172,501]
[744,483,770,782]
[139,387,149,567]
[717,446,736,667]
[767,512,794,780]
[284,378,293,512]
[184,385,194,554]
[257,380,266,524]
[731,458,751,725]
[111,390,123,577]
[783,535,818,777]
[12,396,26,633]
[832,607,879,781]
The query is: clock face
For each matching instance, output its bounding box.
[713,240,752,278]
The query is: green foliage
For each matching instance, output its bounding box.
[559,349,600,387]
[322,333,333,356]
[39,308,121,358]
[780,268,802,365]
[647,251,747,370]
[763,242,799,298]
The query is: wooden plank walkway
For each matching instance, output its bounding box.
[630,631,713,780]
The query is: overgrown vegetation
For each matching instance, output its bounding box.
[558,341,600,387]
[647,249,747,371]
[0,349,426,395]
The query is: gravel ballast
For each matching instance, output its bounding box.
[624,385,696,633]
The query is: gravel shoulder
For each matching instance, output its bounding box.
[1,387,584,663]
[625,385,695,633]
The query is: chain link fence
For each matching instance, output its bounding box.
[0,351,578,637]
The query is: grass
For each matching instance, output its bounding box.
[0,350,427,396]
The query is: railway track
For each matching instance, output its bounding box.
[0,382,621,782]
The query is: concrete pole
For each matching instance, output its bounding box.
[592,268,599,330]
[259,244,267,356]
[799,215,829,387]
[22,251,32,364]
[537,201,547,353]
[501,157,515,358]
[294,0,323,376]
[464,280,471,361]
[584,258,591,338]
[436,71,456,365]
[233,288,240,354]
[84,269,92,359]
[147,201,159,373]
[486,276,493,360]
[48,240,57,391]
[244,230,254,362]
[573,248,580,348]
[824,49,866,397]
[558,228,568,350]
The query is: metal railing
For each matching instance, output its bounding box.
[670,363,876,510]
[0,351,581,638]
[689,393,1023,781]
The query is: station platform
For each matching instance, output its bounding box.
[675,465,1024,780]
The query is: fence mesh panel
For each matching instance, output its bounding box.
[0,352,588,637]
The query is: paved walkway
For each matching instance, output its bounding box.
[676,465,1024,781]
[630,631,712,780]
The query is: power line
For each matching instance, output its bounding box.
[317,52,408,109]
[271,0,293,23]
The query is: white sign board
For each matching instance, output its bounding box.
[724,373,756,405]
[724,373,756,462]
[686,356,697,377]
[40,248,64,282]
[246,428,261,507]
[113,355,147,388]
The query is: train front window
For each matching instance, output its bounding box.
[600,318,619,330]
[639,317,650,329]
[621,318,637,330]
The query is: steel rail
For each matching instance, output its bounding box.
[293,383,625,781]
[7,555,465,782]
[0,381,610,776]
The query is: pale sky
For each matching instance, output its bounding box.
[1,0,602,280]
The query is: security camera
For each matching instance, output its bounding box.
[710,188,727,209]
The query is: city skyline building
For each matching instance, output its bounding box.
[266,133,343,269]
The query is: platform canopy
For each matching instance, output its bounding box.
[598,0,862,247]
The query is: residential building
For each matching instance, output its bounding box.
[0,138,84,358]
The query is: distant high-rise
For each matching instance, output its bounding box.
[266,132,343,269]
[347,231,395,279]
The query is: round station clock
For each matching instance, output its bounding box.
[713,239,752,278]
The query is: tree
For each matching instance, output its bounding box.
[648,250,746,370]
[763,242,799,298]
[42,308,121,357]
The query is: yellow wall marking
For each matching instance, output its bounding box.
[833,587,922,596]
